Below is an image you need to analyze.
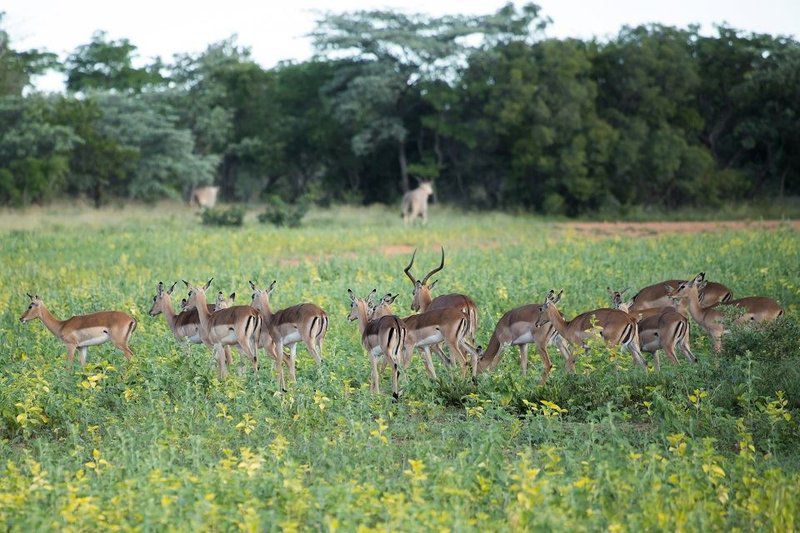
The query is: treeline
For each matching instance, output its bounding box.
[1,4,798,214]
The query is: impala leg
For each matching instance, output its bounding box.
[679,335,698,363]
[446,340,468,378]
[461,341,480,378]
[664,338,680,365]
[519,343,529,377]
[65,343,77,368]
[288,343,297,382]
[215,344,228,380]
[370,356,380,394]
[302,332,322,366]
[224,346,233,366]
[273,346,286,392]
[431,344,451,366]
[391,361,400,401]
[78,346,88,367]
[534,340,553,385]
[421,346,437,380]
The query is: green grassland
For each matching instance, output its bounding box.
[1,205,799,531]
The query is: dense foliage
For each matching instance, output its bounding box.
[0,206,799,529]
[1,5,799,213]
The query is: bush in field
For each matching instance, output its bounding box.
[720,316,800,361]
[200,206,244,226]
[257,195,309,228]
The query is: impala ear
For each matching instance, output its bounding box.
[429,279,438,290]
[157,281,164,295]
[554,289,563,303]
[390,293,399,303]
[368,289,377,304]
[168,281,177,294]
[203,278,214,290]
[249,280,257,290]
[621,287,629,295]
[182,280,189,288]
[698,280,708,291]
[229,292,236,301]
[268,280,276,294]
[26,292,33,299]
[347,289,355,302]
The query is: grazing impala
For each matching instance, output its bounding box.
[404,247,478,348]
[535,290,646,369]
[401,180,434,225]
[20,293,136,367]
[371,293,477,379]
[249,280,328,382]
[183,279,261,380]
[348,289,407,400]
[607,288,696,369]
[667,273,783,352]
[475,300,572,384]
[149,281,233,365]
[629,278,732,312]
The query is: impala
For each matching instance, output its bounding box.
[348,289,407,400]
[149,281,233,365]
[475,300,571,384]
[20,293,136,367]
[667,273,783,352]
[535,290,646,368]
[608,288,696,368]
[249,280,328,382]
[629,278,732,312]
[404,247,478,348]
[401,180,434,225]
[183,279,262,380]
[371,293,477,379]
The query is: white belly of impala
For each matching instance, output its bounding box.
[513,331,535,345]
[415,332,443,347]
[282,331,302,345]
[369,346,383,358]
[77,328,112,347]
[186,334,201,343]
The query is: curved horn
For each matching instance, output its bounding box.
[167,281,177,294]
[422,246,445,285]
[404,249,417,284]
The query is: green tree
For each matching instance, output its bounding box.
[0,12,58,96]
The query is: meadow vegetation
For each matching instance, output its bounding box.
[0,205,799,530]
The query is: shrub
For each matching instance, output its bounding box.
[200,206,245,227]
[257,195,310,228]
[720,316,800,361]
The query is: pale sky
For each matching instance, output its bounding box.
[4,0,799,92]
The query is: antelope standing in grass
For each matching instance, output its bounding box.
[348,289,407,400]
[608,288,696,369]
[629,278,732,312]
[667,273,783,352]
[189,185,220,209]
[20,294,136,367]
[401,180,434,225]
[474,300,572,384]
[149,281,233,365]
[249,280,328,384]
[371,293,478,379]
[404,247,478,349]
[535,290,646,369]
[183,279,261,380]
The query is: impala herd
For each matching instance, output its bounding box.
[19,248,785,399]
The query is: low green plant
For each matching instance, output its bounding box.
[200,206,245,226]
[257,195,309,228]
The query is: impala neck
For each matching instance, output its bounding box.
[38,304,65,338]
[418,288,432,312]
[547,306,571,342]
[195,291,211,331]
[483,330,503,360]
[685,290,706,323]
[161,295,179,332]
[356,303,370,336]
[257,295,274,321]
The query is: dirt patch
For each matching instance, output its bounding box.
[561,219,798,238]
[379,244,416,256]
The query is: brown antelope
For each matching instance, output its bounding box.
[474,301,572,384]
[607,288,696,369]
[248,280,328,383]
[183,279,261,380]
[348,289,407,400]
[149,281,233,365]
[404,247,478,349]
[189,185,220,208]
[20,293,136,367]
[535,290,646,369]
[370,293,478,379]
[629,278,732,312]
[667,273,783,352]
[401,180,434,225]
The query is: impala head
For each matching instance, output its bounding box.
[183,278,213,310]
[666,273,706,301]
[606,286,630,310]
[347,289,376,322]
[535,289,563,327]
[214,291,236,311]
[149,281,177,317]
[418,180,434,196]
[404,247,444,312]
[369,293,399,319]
[248,280,276,313]
[19,293,44,323]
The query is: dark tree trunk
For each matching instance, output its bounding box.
[398,140,409,193]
